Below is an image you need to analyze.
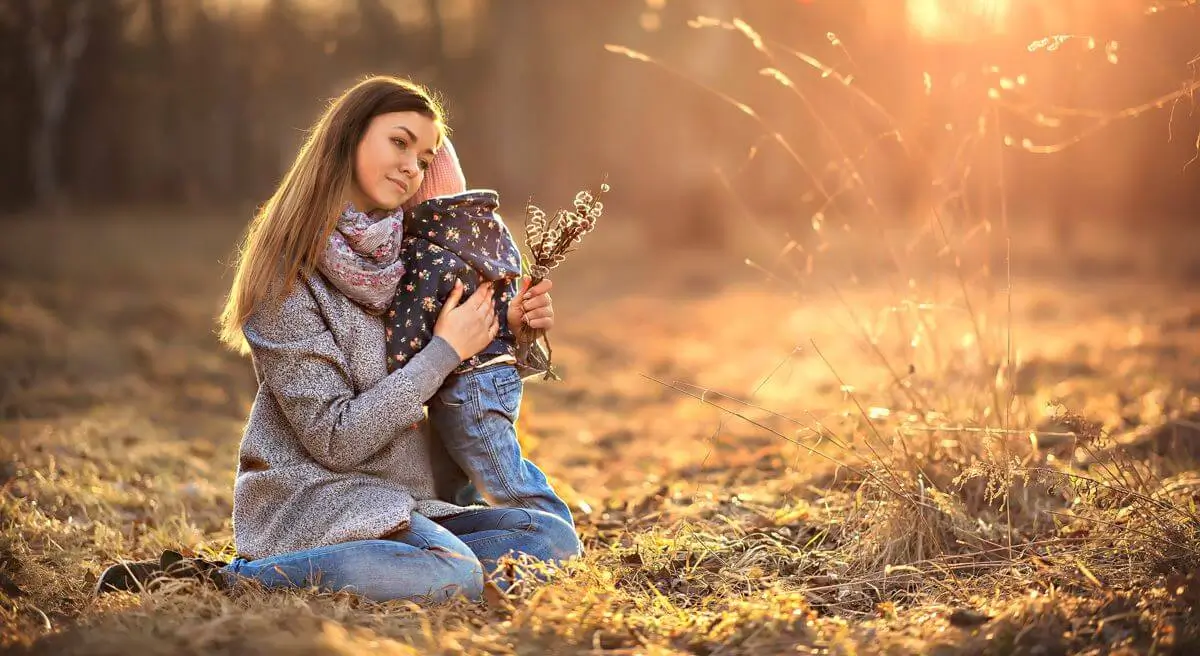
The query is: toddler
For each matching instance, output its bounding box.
[387,141,574,529]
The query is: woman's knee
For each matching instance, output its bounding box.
[424,545,485,602]
[388,523,486,602]
[526,509,583,561]
[360,540,485,603]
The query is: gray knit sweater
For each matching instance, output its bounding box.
[232,272,475,560]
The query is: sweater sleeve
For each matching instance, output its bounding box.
[244,278,463,473]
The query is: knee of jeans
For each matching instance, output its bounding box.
[528,510,582,560]
[430,546,485,601]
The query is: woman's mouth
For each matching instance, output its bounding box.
[387,177,408,194]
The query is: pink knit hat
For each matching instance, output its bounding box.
[402,137,466,210]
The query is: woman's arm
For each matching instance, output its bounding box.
[244,278,462,473]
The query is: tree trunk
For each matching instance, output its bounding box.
[27,0,90,210]
[646,0,738,249]
[484,0,538,195]
[425,0,445,61]
[148,0,194,202]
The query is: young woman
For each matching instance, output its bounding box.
[97,76,580,603]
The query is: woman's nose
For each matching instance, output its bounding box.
[398,155,419,177]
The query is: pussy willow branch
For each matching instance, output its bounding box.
[519,181,608,377]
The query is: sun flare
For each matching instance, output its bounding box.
[905,0,1012,41]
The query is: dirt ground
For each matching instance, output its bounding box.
[2,209,1199,654]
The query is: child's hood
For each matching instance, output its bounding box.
[405,190,522,280]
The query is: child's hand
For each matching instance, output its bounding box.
[509,277,555,339]
[434,280,499,361]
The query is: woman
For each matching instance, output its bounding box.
[97,76,581,603]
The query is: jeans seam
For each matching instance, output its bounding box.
[480,416,526,504]
[468,372,485,423]
[494,373,521,415]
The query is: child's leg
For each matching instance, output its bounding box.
[429,366,575,529]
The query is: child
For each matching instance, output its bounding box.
[387,141,574,530]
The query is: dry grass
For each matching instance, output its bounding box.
[1,207,1198,655]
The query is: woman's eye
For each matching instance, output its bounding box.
[391,138,407,149]
[418,159,431,171]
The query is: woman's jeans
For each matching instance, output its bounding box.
[219,507,581,603]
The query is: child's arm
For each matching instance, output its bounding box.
[487,218,524,337]
[386,238,476,370]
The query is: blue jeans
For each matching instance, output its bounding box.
[220,507,580,603]
[429,365,575,530]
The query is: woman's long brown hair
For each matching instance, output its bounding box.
[218,76,444,354]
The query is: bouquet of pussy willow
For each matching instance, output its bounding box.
[517,181,609,380]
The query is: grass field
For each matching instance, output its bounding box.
[2,210,1199,654]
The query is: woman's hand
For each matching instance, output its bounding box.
[508,277,555,340]
[434,280,499,361]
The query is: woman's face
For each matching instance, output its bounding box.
[350,111,439,212]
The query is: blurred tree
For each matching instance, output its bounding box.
[63,0,136,203]
[480,0,540,195]
[25,0,91,209]
[424,0,445,61]
[186,1,249,201]
[0,2,35,211]
[637,0,743,249]
[147,0,187,201]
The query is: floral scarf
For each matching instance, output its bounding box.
[316,203,405,314]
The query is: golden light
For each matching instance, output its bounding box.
[905,0,1012,42]
[640,11,662,32]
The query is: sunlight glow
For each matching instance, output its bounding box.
[905,0,1012,42]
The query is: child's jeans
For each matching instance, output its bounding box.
[429,364,575,530]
